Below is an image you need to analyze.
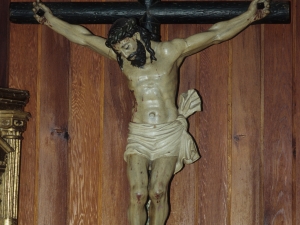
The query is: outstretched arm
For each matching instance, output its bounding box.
[32,0,116,60]
[173,0,269,58]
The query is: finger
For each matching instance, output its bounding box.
[32,3,41,12]
[37,1,43,8]
[38,3,49,11]
[34,15,41,21]
[33,1,39,7]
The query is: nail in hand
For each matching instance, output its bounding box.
[37,9,45,17]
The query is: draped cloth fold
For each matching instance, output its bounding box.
[124,89,201,174]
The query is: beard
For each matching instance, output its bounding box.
[127,40,146,68]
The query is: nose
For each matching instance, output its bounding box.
[120,49,130,58]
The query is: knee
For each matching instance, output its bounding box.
[149,183,167,203]
[130,185,148,205]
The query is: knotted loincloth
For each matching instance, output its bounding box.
[124,89,201,174]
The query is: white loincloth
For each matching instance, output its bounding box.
[124,89,201,174]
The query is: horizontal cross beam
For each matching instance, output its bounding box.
[10,1,290,24]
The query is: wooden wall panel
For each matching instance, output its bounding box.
[101,55,131,224]
[36,25,69,225]
[231,25,262,224]
[196,25,229,225]
[68,25,103,224]
[263,22,293,224]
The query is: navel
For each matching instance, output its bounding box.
[149,112,156,118]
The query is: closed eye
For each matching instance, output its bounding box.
[121,43,130,50]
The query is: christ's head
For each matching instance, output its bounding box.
[105,18,157,69]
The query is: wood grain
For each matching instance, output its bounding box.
[263,22,293,225]
[197,25,229,225]
[68,27,103,224]
[35,24,69,225]
[0,0,9,87]
[230,25,262,225]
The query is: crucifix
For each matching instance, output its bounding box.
[9,1,290,225]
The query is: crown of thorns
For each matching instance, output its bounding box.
[105,18,139,48]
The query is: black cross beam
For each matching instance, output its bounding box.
[10,1,290,38]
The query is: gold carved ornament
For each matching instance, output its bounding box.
[0,88,30,225]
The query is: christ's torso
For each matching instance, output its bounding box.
[122,43,182,124]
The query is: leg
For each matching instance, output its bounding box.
[148,156,177,225]
[127,154,150,225]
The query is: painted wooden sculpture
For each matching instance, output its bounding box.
[32,0,269,224]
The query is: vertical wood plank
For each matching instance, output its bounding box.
[263,22,293,224]
[197,26,229,225]
[230,25,262,224]
[36,24,69,225]
[0,0,9,87]
[101,56,131,224]
[68,25,102,224]
[292,0,300,224]
[9,22,38,225]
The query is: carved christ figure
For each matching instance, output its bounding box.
[32,1,269,224]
